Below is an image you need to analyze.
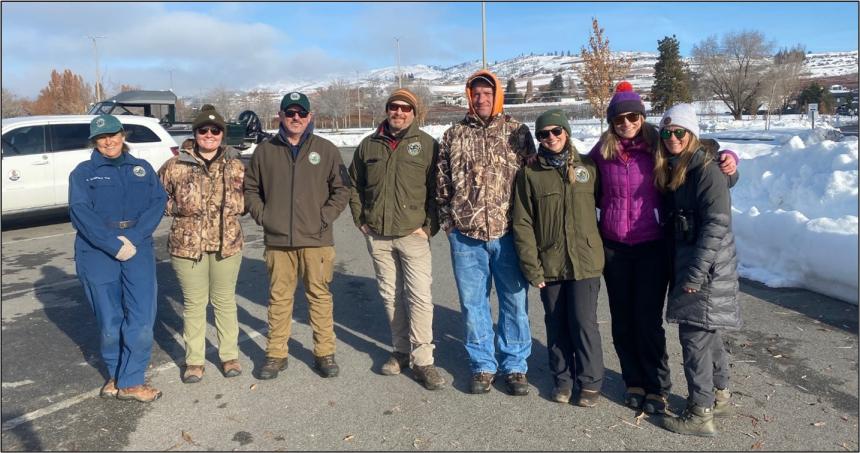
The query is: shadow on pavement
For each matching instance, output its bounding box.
[739,278,858,333]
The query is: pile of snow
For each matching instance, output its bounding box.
[314,113,859,303]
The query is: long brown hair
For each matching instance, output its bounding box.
[598,116,658,160]
[654,134,702,192]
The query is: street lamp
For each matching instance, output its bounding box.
[481,2,487,69]
[87,35,106,101]
[394,37,402,88]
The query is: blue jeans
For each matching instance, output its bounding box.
[448,230,531,374]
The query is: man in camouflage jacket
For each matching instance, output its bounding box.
[436,70,536,396]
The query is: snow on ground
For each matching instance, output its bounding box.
[314,114,859,303]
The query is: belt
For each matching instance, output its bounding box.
[108,220,138,229]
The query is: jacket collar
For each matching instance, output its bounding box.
[177,144,240,165]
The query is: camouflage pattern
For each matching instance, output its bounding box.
[158,142,245,259]
[436,113,536,241]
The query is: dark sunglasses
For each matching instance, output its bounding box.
[196,127,222,136]
[535,127,564,140]
[660,128,688,140]
[283,109,310,119]
[612,112,641,126]
[387,103,414,113]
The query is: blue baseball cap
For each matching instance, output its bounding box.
[89,114,124,139]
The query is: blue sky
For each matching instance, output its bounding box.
[2,2,857,97]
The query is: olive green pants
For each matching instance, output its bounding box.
[172,252,242,366]
[264,246,336,359]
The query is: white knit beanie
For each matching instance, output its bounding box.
[660,103,699,139]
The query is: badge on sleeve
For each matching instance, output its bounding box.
[308,151,321,165]
[133,165,146,177]
[574,166,590,183]
[8,169,21,181]
[407,142,422,156]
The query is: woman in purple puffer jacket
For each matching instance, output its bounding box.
[588,81,737,414]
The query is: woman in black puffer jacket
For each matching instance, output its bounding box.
[653,104,741,438]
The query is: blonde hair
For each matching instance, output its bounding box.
[654,134,702,192]
[598,116,658,160]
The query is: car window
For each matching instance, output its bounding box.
[1,125,47,156]
[49,123,91,153]
[124,124,161,143]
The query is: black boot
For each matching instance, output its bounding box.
[662,403,716,437]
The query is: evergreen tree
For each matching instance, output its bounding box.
[651,35,691,113]
[504,78,522,104]
[797,82,835,114]
[525,79,535,103]
[543,74,565,102]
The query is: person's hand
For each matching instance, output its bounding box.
[719,153,737,176]
[115,236,137,261]
[683,287,697,293]
[359,224,371,235]
[537,281,546,289]
[412,227,428,239]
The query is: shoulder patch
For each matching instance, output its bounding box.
[308,151,321,165]
[574,166,590,183]
[133,165,146,177]
[407,142,422,156]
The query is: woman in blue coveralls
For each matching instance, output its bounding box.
[68,114,167,403]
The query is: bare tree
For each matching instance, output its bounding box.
[364,82,389,127]
[316,79,351,130]
[691,30,774,120]
[576,18,632,128]
[2,88,29,118]
[205,86,236,120]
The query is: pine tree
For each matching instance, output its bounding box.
[651,35,692,113]
[504,78,522,104]
[576,18,632,128]
[543,74,564,102]
[525,79,535,103]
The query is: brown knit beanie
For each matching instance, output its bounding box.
[386,88,420,116]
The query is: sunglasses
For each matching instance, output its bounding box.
[535,127,564,140]
[612,112,641,126]
[196,127,223,136]
[283,109,310,119]
[387,103,414,113]
[660,128,688,140]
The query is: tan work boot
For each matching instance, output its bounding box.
[182,365,204,384]
[117,384,162,403]
[412,364,446,390]
[100,379,118,399]
[222,359,242,378]
[381,352,410,376]
[662,403,716,437]
[713,388,733,417]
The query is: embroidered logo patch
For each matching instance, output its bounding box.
[407,142,421,156]
[8,169,21,181]
[208,114,215,120]
[95,117,106,128]
[308,151,321,165]
[133,165,146,177]
[290,92,300,101]
[574,166,590,183]
[661,116,672,126]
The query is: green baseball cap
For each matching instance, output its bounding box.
[280,92,310,112]
[89,114,124,139]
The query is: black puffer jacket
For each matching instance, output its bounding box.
[665,147,742,330]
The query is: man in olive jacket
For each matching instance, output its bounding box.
[244,91,351,380]
[348,88,444,391]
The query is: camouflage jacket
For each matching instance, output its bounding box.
[158,144,245,259]
[436,113,535,241]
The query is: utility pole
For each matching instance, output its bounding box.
[481,2,487,69]
[394,37,402,88]
[356,70,362,129]
[169,69,174,92]
[87,35,106,101]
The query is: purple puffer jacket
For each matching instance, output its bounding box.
[588,137,663,245]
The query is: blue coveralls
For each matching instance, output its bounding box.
[69,150,167,388]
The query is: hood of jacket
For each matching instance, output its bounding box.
[465,70,505,119]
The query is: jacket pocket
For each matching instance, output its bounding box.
[536,191,562,247]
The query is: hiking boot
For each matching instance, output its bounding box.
[623,386,646,410]
[713,388,733,417]
[100,379,118,399]
[412,364,445,390]
[221,359,242,378]
[643,393,669,414]
[381,352,410,376]
[504,373,529,396]
[662,403,716,437]
[575,389,601,407]
[117,384,162,403]
[551,386,572,404]
[259,357,288,380]
[182,365,204,384]
[470,372,495,394]
[314,354,339,378]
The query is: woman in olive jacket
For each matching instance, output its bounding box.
[654,104,741,437]
[512,109,605,408]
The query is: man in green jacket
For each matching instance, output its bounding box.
[244,92,351,380]
[348,89,444,390]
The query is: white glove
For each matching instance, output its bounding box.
[115,236,137,261]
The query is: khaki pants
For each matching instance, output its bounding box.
[172,252,243,366]
[265,246,336,358]
[365,232,435,366]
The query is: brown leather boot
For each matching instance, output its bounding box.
[221,359,242,378]
[117,384,162,403]
[100,379,118,399]
[381,352,410,376]
[412,364,445,390]
[182,365,204,384]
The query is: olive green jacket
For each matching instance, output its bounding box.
[348,120,440,237]
[511,148,605,286]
